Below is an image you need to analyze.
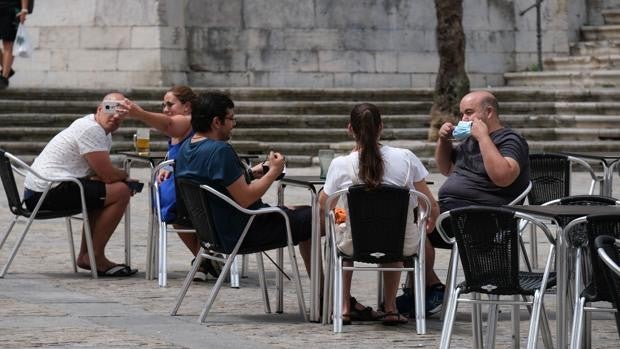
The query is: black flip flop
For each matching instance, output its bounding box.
[97,264,138,277]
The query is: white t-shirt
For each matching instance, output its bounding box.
[323,145,429,255]
[323,145,429,196]
[24,114,112,192]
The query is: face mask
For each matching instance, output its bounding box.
[453,121,472,141]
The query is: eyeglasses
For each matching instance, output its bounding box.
[224,116,236,122]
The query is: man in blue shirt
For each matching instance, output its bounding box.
[175,92,312,274]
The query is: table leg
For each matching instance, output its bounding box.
[557,228,567,349]
[123,159,132,267]
[309,190,321,322]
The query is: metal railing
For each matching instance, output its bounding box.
[520,0,544,71]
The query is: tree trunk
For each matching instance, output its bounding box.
[428,0,470,141]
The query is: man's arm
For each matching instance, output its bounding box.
[435,122,455,176]
[477,135,521,187]
[84,151,128,183]
[226,151,284,208]
[122,99,191,139]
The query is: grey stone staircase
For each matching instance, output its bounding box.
[2,87,620,168]
[505,9,620,87]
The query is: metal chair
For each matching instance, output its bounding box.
[594,235,620,340]
[0,150,98,278]
[170,178,307,323]
[324,184,430,334]
[527,152,601,268]
[441,181,532,323]
[565,215,620,349]
[437,206,556,349]
[147,160,248,287]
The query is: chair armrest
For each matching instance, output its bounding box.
[435,211,455,245]
[514,211,556,245]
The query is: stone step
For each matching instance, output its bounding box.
[0,87,435,102]
[504,70,620,88]
[603,9,620,25]
[5,112,620,130]
[582,24,620,41]
[544,54,620,70]
[570,40,620,56]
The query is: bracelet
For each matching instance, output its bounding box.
[19,9,27,13]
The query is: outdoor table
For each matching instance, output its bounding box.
[118,151,167,268]
[507,204,620,349]
[559,152,620,197]
[277,175,325,322]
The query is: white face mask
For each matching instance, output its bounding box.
[453,121,472,141]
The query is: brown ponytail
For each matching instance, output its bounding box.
[349,103,383,188]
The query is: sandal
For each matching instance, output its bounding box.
[379,312,409,326]
[339,314,352,326]
[349,296,380,321]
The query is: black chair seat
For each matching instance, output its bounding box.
[459,271,556,296]
[24,208,82,220]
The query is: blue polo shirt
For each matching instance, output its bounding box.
[175,138,267,250]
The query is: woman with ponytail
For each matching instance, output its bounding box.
[320,103,439,325]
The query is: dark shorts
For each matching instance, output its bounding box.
[240,205,312,250]
[0,6,19,41]
[24,178,107,212]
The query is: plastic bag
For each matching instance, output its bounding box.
[12,23,33,58]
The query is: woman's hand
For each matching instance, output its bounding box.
[16,9,27,23]
[157,169,171,183]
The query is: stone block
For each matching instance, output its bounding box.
[375,52,398,73]
[130,27,161,49]
[28,0,96,26]
[485,30,515,53]
[343,29,428,51]
[246,29,270,50]
[189,50,247,72]
[334,73,353,87]
[398,52,438,73]
[319,50,375,73]
[515,31,538,52]
[411,73,434,88]
[131,26,185,49]
[244,0,315,28]
[466,52,513,74]
[248,50,318,72]
[68,50,118,71]
[282,29,344,50]
[49,49,70,71]
[186,0,242,27]
[352,73,412,88]
[160,49,188,71]
[95,0,160,26]
[12,50,51,71]
[189,72,251,86]
[253,72,335,88]
[38,27,80,49]
[316,0,435,29]
[157,0,185,26]
[80,27,131,49]
[118,49,163,71]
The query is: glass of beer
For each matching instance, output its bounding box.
[134,128,150,155]
[318,149,335,179]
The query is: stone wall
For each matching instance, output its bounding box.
[11,0,187,89]
[9,0,594,89]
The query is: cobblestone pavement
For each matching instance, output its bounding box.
[0,167,618,348]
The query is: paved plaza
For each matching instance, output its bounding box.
[0,166,619,348]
